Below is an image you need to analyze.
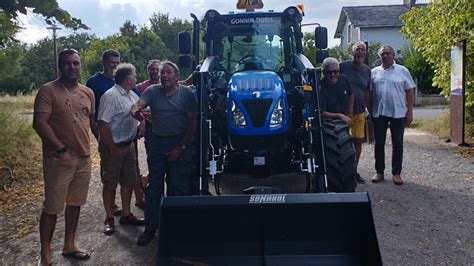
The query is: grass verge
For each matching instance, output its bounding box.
[411,111,473,157]
[0,94,43,241]
[411,112,451,140]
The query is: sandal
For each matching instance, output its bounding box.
[61,251,91,260]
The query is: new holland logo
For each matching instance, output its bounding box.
[249,194,286,204]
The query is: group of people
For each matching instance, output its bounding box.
[32,42,415,264]
[33,49,196,265]
[320,42,415,192]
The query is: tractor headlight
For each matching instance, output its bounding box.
[231,101,246,127]
[270,98,284,127]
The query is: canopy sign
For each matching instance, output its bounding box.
[237,0,264,10]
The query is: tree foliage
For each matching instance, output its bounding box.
[0,0,88,46]
[149,13,192,62]
[80,22,168,83]
[400,46,441,95]
[302,32,317,66]
[0,33,94,94]
[329,42,382,68]
[401,0,473,105]
[0,41,27,93]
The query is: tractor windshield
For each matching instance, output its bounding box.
[207,13,300,73]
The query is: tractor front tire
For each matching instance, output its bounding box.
[323,119,356,192]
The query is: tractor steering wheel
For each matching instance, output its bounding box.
[238,54,265,64]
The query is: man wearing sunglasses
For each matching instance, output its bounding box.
[320,57,354,127]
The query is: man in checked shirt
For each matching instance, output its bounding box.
[97,63,146,235]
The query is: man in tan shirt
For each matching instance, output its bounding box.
[33,48,96,265]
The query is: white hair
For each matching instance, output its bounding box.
[322,57,340,71]
[352,41,366,52]
[378,45,395,56]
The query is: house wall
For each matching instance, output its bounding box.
[360,27,410,55]
[340,20,349,51]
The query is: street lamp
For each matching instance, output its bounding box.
[47,24,62,79]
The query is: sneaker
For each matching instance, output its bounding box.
[119,213,145,226]
[355,173,366,184]
[137,229,155,246]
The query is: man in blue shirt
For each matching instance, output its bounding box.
[86,49,120,122]
[86,50,126,215]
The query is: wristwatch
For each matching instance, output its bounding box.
[56,146,68,154]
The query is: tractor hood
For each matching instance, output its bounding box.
[227,70,289,136]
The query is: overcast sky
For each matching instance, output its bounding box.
[16,0,404,48]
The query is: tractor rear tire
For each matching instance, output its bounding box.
[323,119,356,192]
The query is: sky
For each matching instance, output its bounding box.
[15,0,405,48]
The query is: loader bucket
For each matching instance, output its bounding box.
[156,192,382,265]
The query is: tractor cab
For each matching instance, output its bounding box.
[178,6,336,192]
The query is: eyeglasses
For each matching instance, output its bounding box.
[325,70,339,75]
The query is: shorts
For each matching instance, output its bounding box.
[99,141,138,190]
[42,155,91,215]
[351,112,366,139]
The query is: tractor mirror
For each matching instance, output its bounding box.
[178,55,192,69]
[315,27,328,49]
[178,31,192,54]
[316,49,329,64]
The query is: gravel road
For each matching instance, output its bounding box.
[1,128,473,265]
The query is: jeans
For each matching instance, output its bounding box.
[144,132,192,230]
[373,116,406,176]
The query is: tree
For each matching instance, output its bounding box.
[20,38,57,91]
[302,32,316,65]
[328,42,381,68]
[149,13,192,62]
[0,41,27,93]
[120,20,138,37]
[400,46,441,95]
[401,0,473,105]
[80,35,130,81]
[328,44,349,62]
[0,32,95,94]
[59,32,95,52]
[121,26,167,82]
[0,0,88,46]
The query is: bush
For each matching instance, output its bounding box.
[400,46,441,95]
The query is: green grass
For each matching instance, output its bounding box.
[0,94,44,240]
[0,94,41,189]
[0,93,36,113]
[411,112,451,139]
[411,111,474,143]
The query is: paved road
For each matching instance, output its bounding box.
[413,106,448,119]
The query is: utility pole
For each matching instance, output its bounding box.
[47,24,62,79]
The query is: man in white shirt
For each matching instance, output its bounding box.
[369,45,415,185]
[98,63,145,235]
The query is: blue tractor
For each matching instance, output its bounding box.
[160,5,382,265]
[178,5,356,194]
